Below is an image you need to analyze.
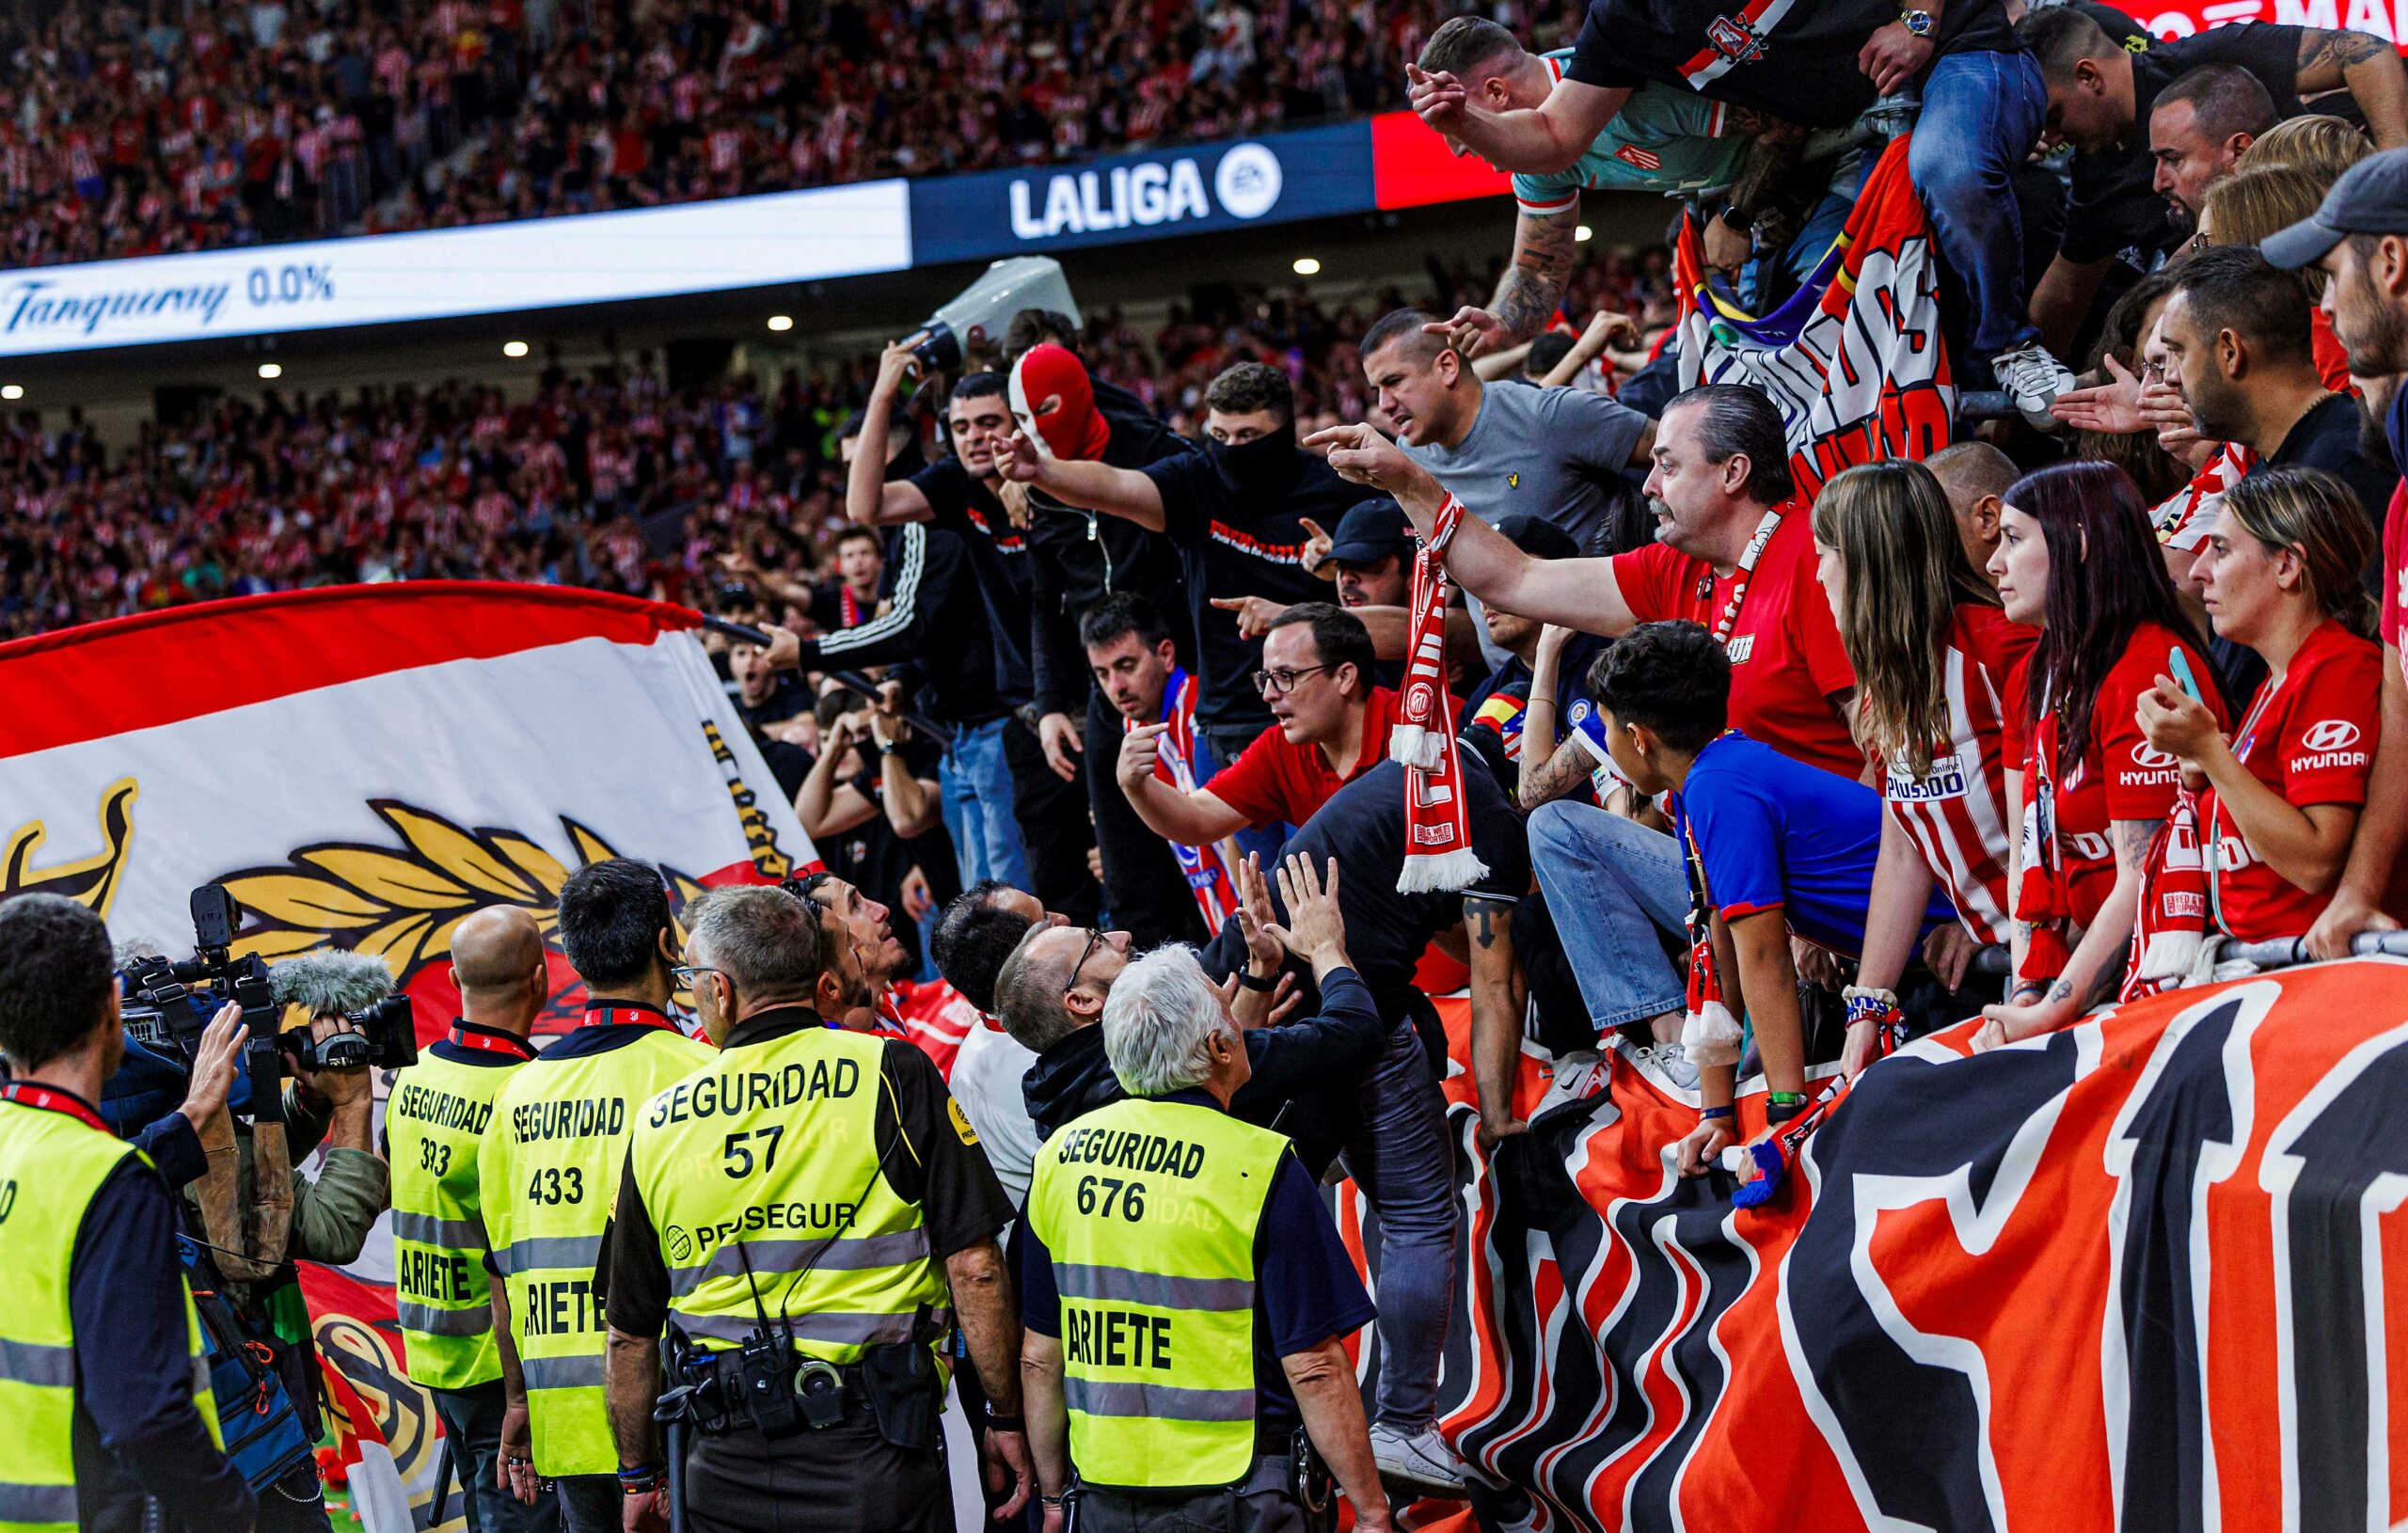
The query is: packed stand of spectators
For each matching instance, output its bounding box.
[0,0,1588,268]
[0,245,1681,639]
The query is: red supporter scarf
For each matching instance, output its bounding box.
[840,583,864,628]
[2013,708,2074,986]
[2124,787,2209,1003]
[1392,494,1489,893]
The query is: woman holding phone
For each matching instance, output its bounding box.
[1978,462,2226,1049]
[1811,461,2035,1073]
[2134,467,2382,945]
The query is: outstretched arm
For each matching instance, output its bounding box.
[1431,206,1582,357]
[997,431,1168,530]
[1307,423,1639,635]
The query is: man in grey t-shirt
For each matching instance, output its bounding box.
[1359,306,1656,558]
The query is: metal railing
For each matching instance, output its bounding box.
[1963,930,2408,981]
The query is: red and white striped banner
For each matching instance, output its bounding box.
[0,582,816,1038]
[1370,961,2408,1531]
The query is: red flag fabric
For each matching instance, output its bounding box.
[1674,135,1953,498]
[1358,959,2408,1530]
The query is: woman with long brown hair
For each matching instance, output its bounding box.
[1976,462,2226,1049]
[2135,466,2383,946]
[1811,460,2033,1070]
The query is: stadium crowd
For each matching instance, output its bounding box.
[0,247,1678,639]
[20,0,2408,1528]
[0,0,1555,267]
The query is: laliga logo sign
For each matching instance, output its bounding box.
[1009,142,1283,241]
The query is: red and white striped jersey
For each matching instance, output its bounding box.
[1877,604,2033,946]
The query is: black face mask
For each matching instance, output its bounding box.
[1206,420,1300,497]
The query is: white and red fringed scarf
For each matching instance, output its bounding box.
[2122,787,2210,1002]
[1391,492,1490,894]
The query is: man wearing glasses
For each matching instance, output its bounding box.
[1115,603,1398,858]
[478,858,716,1531]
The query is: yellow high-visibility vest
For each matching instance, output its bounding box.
[1024,1095,1285,1493]
[480,1014,712,1477]
[387,1030,533,1389]
[0,1090,219,1533]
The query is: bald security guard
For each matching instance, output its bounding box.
[387,907,559,1533]
[603,886,1030,1533]
[482,862,715,1532]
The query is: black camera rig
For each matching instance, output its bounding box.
[120,885,417,1121]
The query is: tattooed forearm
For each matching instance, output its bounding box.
[1491,210,1580,344]
[2112,816,2163,868]
[2298,25,2392,87]
[1518,739,1592,813]
[1466,897,1511,949]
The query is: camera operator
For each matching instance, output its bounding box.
[178,955,391,1533]
[0,893,256,1533]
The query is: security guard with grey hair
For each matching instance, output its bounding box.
[1019,900,1395,1533]
[602,883,1031,1533]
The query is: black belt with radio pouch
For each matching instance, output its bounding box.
[661,1308,947,1450]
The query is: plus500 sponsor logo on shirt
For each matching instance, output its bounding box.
[910,125,1376,264]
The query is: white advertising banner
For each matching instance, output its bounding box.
[0,582,816,1035]
[0,181,911,356]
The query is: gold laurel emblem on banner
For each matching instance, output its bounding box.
[216,802,716,1000]
[1,778,139,914]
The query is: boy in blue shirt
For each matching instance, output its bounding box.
[1586,622,1953,1178]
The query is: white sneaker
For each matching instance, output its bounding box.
[1992,341,2076,431]
[1533,1049,1609,1119]
[1370,1423,1472,1497]
[1630,1041,1701,1093]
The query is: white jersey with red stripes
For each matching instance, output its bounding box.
[1877,604,2030,946]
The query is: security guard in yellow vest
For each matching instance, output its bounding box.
[1020,940,1393,1533]
[0,894,254,1533]
[482,861,713,1533]
[601,885,1030,1533]
[387,907,557,1533]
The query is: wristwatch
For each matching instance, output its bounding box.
[1899,8,1935,36]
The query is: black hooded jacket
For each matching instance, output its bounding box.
[1019,965,1387,1176]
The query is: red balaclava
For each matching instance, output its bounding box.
[1009,342,1112,461]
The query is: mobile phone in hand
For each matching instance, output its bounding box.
[2168,646,2203,703]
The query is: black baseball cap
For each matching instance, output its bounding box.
[1493,513,1579,561]
[1326,498,1416,563]
[2263,146,2408,270]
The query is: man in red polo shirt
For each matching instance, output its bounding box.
[1115,602,1396,847]
[1309,383,1857,775]
[1309,383,1858,1073]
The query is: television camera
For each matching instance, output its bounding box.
[120,885,417,1122]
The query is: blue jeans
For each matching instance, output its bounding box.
[940,716,1033,892]
[1527,799,1688,1033]
[1909,48,2047,356]
[1339,1021,1458,1432]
